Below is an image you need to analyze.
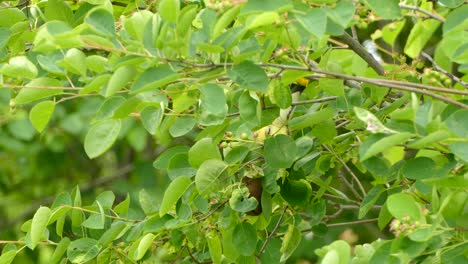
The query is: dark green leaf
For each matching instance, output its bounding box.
[228,61,269,92]
[232,222,257,256]
[264,134,298,168]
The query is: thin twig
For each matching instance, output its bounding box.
[421,52,468,89]
[327,218,378,227]
[226,96,338,117]
[196,200,229,222]
[338,33,385,76]
[2,84,81,90]
[186,247,201,264]
[257,206,288,256]
[301,218,378,233]
[324,145,367,198]
[399,4,445,22]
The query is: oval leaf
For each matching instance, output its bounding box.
[29,101,55,133]
[84,119,121,159]
[195,160,229,197]
[160,176,192,217]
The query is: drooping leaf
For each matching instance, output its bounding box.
[359,185,385,219]
[160,176,192,217]
[195,160,229,197]
[29,101,55,133]
[84,119,121,159]
[280,224,302,262]
[67,238,101,263]
[30,207,51,249]
[232,222,257,256]
[198,84,228,126]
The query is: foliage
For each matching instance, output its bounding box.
[0,0,467,263]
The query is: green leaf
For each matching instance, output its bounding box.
[264,135,298,168]
[319,78,344,96]
[159,0,180,23]
[360,133,412,161]
[84,119,121,159]
[387,193,423,221]
[378,202,392,230]
[354,107,396,134]
[0,56,37,79]
[317,240,351,264]
[212,5,241,40]
[15,78,62,104]
[85,8,115,36]
[443,5,468,34]
[280,179,312,207]
[29,101,55,133]
[280,224,301,262]
[229,186,258,213]
[232,222,257,256]
[207,231,222,264]
[169,116,196,137]
[449,142,468,162]
[0,250,16,264]
[67,238,101,263]
[141,105,164,135]
[0,8,27,27]
[359,185,385,219]
[228,61,269,92]
[195,160,229,197]
[325,1,355,28]
[423,175,468,188]
[247,11,280,30]
[153,145,190,169]
[407,130,450,149]
[439,0,464,8]
[403,157,436,180]
[106,65,136,97]
[131,65,179,93]
[51,237,70,264]
[30,207,51,249]
[239,91,261,126]
[98,222,128,247]
[168,153,197,180]
[80,74,111,95]
[272,83,292,109]
[404,19,441,58]
[188,138,222,168]
[134,233,155,261]
[198,84,228,126]
[160,176,192,217]
[225,146,250,164]
[61,48,87,76]
[367,0,401,19]
[0,28,12,50]
[445,109,468,138]
[382,21,406,46]
[295,8,327,39]
[289,108,334,130]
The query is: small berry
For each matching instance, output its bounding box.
[240,133,249,140]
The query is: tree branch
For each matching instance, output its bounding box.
[399,4,445,22]
[338,33,385,76]
[257,206,288,256]
[421,52,468,89]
